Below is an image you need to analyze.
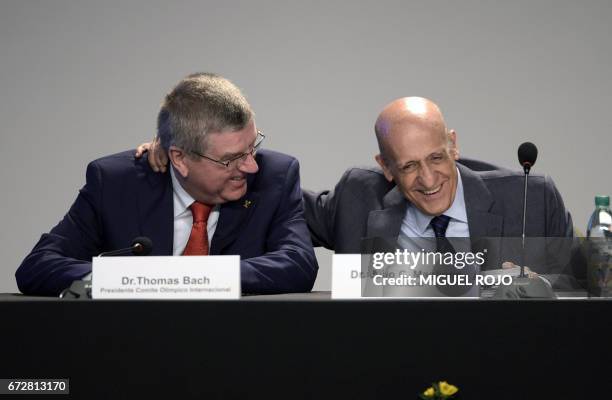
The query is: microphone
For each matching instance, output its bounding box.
[518,142,537,276]
[98,236,153,257]
[518,142,538,174]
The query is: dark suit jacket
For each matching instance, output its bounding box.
[17,149,318,296]
[304,159,574,272]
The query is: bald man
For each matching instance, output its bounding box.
[302,97,574,278]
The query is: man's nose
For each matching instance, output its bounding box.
[417,164,436,187]
[238,153,259,174]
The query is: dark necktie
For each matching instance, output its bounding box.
[430,214,475,296]
[182,202,212,256]
[430,215,454,253]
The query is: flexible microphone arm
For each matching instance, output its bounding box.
[520,169,529,278]
[98,237,153,257]
[493,142,555,298]
[517,142,538,278]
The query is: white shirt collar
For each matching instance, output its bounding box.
[170,167,195,218]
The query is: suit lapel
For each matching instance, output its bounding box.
[459,164,503,237]
[136,158,174,255]
[366,186,407,241]
[458,164,504,268]
[210,175,260,255]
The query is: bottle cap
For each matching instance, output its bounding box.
[595,195,610,207]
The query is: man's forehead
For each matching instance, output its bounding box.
[386,127,448,161]
[390,119,446,141]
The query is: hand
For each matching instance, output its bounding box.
[502,261,538,279]
[135,137,168,173]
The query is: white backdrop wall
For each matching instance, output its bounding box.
[1,0,610,293]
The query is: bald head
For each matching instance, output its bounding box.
[373,97,460,216]
[375,97,448,157]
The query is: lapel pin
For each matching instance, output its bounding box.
[243,200,253,209]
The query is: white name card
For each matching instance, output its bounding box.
[332,253,482,299]
[331,254,363,299]
[92,256,240,299]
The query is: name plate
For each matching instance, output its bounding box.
[332,253,481,299]
[92,256,240,299]
[331,254,363,299]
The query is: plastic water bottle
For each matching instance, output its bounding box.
[587,195,612,237]
[587,195,612,296]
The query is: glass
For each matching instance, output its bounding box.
[191,131,265,168]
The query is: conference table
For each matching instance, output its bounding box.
[1,292,609,399]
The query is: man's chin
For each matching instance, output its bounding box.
[222,187,248,203]
[415,200,451,217]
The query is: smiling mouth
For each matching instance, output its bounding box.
[419,185,442,196]
[230,176,245,182]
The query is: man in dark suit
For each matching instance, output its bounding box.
[16,73,318,296]
[303,97,574,279]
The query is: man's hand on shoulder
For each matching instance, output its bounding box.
[135,138,168,173]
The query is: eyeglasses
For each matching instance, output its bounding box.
[191,131,265,168]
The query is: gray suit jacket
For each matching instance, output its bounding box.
[304,159,575,273]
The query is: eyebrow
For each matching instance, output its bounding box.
[398,149,446,166]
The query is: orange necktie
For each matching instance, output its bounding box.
[182,201,212,256]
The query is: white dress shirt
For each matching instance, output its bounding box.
[170,167,220,255]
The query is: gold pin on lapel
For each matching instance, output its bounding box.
[243,200,253,209]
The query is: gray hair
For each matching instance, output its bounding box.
[157,72,253,155]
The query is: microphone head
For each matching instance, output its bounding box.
[518,142,538,173]
[131,236,153,256]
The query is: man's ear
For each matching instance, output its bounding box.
[448,129,460,160]
[168,146,189,178]
[375,154,394,182]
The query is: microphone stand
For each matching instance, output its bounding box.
[493,157,556,298]
[519,163,530,278]
[98,243,146,257]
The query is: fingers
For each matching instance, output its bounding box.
[134,138,168,173]
[502,261,517,269]
[149,138,168,173]
[155,140,168,172]
[135,143,151,158]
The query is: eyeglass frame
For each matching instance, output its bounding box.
[190,131,265,168]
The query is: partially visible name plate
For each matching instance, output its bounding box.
[92,256,240,299]
[332,253,482,299]
[332,254,362,299]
